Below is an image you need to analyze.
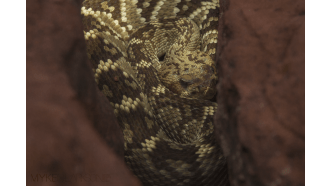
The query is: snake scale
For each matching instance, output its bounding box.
[81,0,229,185]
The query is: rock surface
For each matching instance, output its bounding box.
[26,0,141,185]
[215,0,305,186]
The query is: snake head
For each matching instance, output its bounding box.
[158,51,217,100]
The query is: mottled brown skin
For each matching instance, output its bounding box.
[127,17,217,99]
[81,0,229,186]
[159,49,217,99]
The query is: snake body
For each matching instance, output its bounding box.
[81,0,229,185]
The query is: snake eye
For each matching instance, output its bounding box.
[179,79,190,89]
[158,53,166,61]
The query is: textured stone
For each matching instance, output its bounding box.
[215,0,304,186]
[26,0,141,185]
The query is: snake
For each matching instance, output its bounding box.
[81,0,229,185]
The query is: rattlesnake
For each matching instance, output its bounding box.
[81,0,229,185]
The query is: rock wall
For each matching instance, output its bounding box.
[26,0,141,185]
[215,0,305,185]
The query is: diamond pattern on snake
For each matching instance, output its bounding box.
[81,0,229,185]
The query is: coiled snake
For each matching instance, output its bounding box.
[81,0,229,185]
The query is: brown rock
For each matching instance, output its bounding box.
[215,0,304,186]
[26,0,141,185]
